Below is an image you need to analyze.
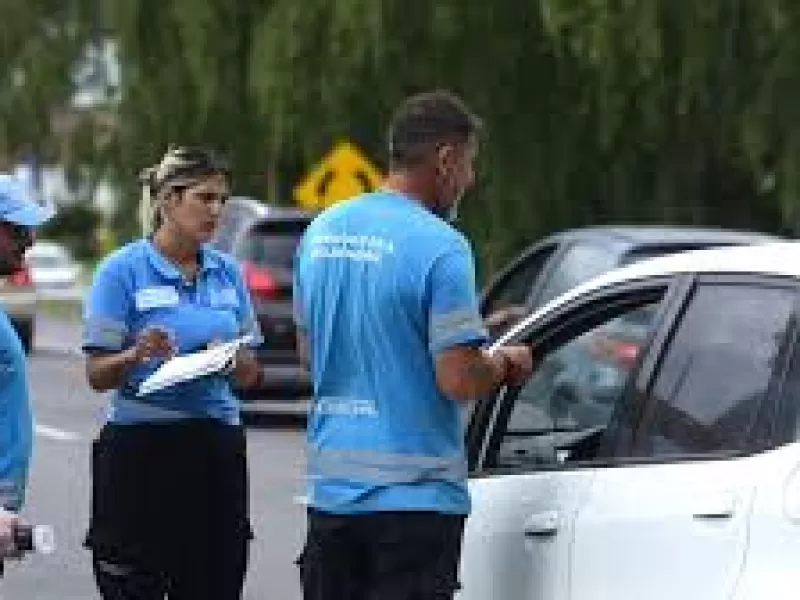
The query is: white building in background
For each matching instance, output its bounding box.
[13,162,117,218]
[71,38,121,110]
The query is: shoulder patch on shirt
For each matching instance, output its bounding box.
[134,286,179,310]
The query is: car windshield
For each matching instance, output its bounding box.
[535,242,621,308]
[27,251,69,268]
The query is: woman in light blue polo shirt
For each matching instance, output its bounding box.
[82,146,264,599]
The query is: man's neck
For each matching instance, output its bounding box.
[381,172,433,210]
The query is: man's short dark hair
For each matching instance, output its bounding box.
[388,90,481,168]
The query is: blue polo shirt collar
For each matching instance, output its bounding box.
[143,238,222,281]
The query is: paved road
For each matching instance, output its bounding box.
[2,316,309,598]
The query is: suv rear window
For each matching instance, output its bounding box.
[238,219,309,268]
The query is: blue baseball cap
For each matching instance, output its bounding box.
[0,173,54,227]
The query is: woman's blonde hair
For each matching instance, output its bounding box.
[138,145,231,236]
[138,166,161,236]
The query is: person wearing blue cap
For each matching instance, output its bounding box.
[0,174,53,564]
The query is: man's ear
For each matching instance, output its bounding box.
[437,144,456,169]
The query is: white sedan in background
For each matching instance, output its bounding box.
[26,241,81,293]
[461,241,800,600]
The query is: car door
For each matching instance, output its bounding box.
[569,275,799,600]
[461,278,682,600]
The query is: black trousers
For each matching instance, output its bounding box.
[297,509,466,600]
[86,419,252,600]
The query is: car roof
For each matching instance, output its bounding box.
[224,196,310,221]
[246,207,313,227]
[540,225,781,249]
[226,195,269,213]
[494,241,800,347]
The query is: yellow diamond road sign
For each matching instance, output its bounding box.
[294,141,384,211]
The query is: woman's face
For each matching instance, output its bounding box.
[164,173,230,244]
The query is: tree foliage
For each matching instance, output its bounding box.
[0,0,96,164]
[4,1,800,274]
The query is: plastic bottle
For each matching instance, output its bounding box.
[12,523,55,556]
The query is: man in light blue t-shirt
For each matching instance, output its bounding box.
[294,91,533,599]
[0,175,53,562]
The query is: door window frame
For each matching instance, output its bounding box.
[468,274,689,475]
[468,273,800,478]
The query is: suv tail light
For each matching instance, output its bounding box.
[8,266,32,287]
[590,336,641,366]
[243,261,279,300]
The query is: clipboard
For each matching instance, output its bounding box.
[137,335,253,396]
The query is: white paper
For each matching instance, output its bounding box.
[137,335,253,396]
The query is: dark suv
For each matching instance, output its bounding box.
[481,226,781,336]
[224,206,313,401]
[211,196,270,255]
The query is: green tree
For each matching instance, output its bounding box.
[0,0,96,166]
[8,1,800,276]
[105,0,277,240]
[250,0,796,273]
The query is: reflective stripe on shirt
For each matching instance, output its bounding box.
[110,396,227,423]
[308,447,467,486]
[84,316,129,350]
[429,308,487,352]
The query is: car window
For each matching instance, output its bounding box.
[633,282,797,457]
[482,243,557,316]
[213,205,248,252]
[489,297,663,471]
[238,225,306,269]
[535,242,621,309]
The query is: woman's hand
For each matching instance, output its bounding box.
[132,327,176,362]
[206,339,262,389]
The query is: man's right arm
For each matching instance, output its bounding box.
[435,344,532,402]
[427,241,533,403]
[435,345,506,401]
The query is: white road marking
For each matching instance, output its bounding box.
[34,423,82,442]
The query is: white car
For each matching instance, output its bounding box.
[26,241,81,292]
[460,241,800,600]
